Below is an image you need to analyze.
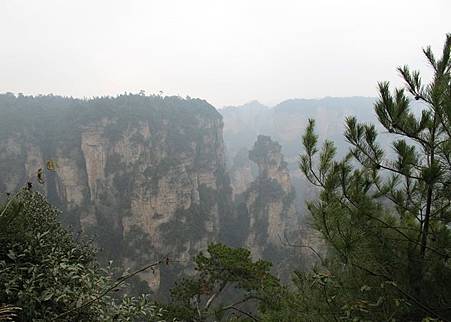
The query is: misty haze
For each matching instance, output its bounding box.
[0,1,450,321]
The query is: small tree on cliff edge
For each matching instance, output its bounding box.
[164,243,281,321]
[297,34,450,321]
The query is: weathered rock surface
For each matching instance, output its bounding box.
[0,94,231,293]
[221,97,377,211]
[233,135,299,274]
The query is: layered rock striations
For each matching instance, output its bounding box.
[233,135,299,272]
[0,93,231,293]
[0,93,306,292]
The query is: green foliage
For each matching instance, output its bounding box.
[287,34,451,321]
[0,190,163,321]
[163,243,281,321]
[248,135,283,166]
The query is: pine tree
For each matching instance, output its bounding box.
[163,243,281,321]
[294,34,451,321]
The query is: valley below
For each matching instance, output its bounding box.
[0,93,376,295]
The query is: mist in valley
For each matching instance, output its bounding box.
[0,1,450,321]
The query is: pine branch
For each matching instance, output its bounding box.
[351,263,450,322]
[215,296,259,321]
[204,280,228,310]
[279,234,325,265]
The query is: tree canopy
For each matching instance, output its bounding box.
[285,33,451,321]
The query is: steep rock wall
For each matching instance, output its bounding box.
[233,135,299,274]
[0,94,230,293]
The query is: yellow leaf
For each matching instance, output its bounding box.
[46,160,58,171]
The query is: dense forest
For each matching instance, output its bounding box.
[0,35,450,321]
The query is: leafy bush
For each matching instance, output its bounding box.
[0,190,164,321]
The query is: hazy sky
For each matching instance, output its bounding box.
[0,0,449,107]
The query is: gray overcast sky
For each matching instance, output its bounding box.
[0,0,449,107]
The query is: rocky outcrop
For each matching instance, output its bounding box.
[248,135,292,193]
[233,135,299,272]
[0,94,231,294]
[0,93,321,291]
[228,148,256,198]
[221,97,377,211]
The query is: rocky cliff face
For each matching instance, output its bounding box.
[233,135,299,273]
[221,97,377,211]
[0,93,308,292]
[228,148,256,198]
[0,93,231,294]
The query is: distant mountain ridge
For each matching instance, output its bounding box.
[0,92,306,296]
[221,96,377,160]
[220,96,377,210]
